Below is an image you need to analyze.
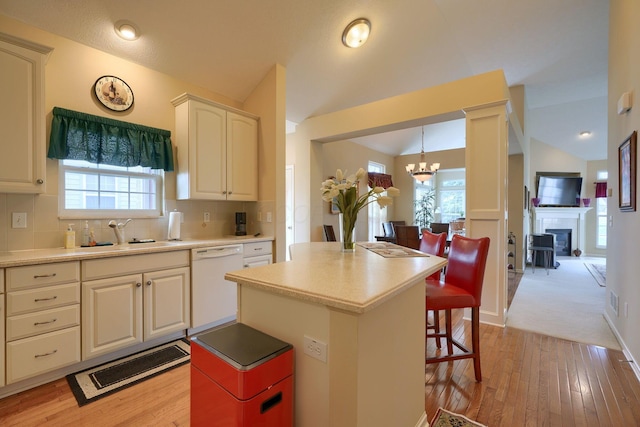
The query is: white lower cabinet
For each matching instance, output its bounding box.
[82,274,142,359]
[243,241,273,268]
[82,265,190,360]
[4,262,81,384]
[1,268,4,387]
[6,327,80,384]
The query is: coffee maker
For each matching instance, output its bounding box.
[235,212,247,236]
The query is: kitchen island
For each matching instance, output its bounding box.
[225,242,447,427]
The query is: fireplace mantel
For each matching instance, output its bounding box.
[532,207,592,254]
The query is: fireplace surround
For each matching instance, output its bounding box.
[532,207,591,255]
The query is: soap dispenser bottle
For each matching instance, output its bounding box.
[81,221,90,247]
[65,224,75,249]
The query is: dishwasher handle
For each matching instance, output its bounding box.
[193,245,243,259]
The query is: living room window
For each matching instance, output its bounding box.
[596,170,608,248]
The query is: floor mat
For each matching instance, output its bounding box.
[66,339,190,406]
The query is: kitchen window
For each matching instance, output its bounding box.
[48,107,173,219]
[59,160,163,219]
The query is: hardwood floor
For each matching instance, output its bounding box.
[425,309,640,426]
[1,281,639,426]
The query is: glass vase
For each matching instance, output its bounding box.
[338,212,357,252]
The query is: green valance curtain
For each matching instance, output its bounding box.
[48,107,174,171]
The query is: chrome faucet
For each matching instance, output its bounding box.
[108,219,132,244]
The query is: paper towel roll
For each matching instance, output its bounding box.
[168,211,181,240]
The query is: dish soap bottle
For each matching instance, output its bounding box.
[81,221,90,247]
[65,224,75,249]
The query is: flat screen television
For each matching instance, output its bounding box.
[536,176,583,207]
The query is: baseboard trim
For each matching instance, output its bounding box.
[603,311,640,382]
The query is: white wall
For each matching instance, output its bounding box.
[607,0,640,374]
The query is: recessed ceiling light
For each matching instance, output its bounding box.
[342,18,371,48]
[115,20,139,41]
[579,131,592,137]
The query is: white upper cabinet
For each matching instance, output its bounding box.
[172,93,258,201]
[0,33,52,194]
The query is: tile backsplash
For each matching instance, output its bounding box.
[0,193,271,251]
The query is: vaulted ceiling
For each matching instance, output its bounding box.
[0,0,609,160]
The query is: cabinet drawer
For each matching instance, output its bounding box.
[82,250,190,281]
[244,254,273,268]
[6,326,81,384]
[6,305,80,341]
[7,262,80,291]
[244,241,272,256]
[7,282,80,316]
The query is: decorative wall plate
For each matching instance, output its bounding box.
[94,75,134,111]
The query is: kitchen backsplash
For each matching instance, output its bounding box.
[0,193,273,251]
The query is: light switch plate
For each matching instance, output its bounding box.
[12,212,27,229]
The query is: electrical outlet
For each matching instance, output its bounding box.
[12,212,27,229]
[203,212,210,223]
[303,335,327,363]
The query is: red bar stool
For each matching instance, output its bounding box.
[419,230,447,348]
[425,234,490,382]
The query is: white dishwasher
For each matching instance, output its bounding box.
[190,244,243,334]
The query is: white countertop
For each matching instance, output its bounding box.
[0,236,273,268]
[225,241,447,314]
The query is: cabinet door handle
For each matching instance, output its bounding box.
[34,296,57,302]
[146,280,152,286]
[34,349,58,358]
[136,282,142,287]
[34,318,57,326]
[34,273,57,279]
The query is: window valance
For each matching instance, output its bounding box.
[367,172,394,189]
[48,107,174,171]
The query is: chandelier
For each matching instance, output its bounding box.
[406,126,440,183]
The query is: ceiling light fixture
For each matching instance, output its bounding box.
[115,20,139,41]
[406,127,440,183]
[342,18,371,48]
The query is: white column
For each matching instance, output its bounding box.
[464,101,509,327]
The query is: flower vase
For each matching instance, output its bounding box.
[338,212,357,252]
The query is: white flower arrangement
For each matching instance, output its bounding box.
[321,168,400,250]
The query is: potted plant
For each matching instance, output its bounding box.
[414,189,436,232]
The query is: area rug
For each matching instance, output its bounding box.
[430,407,486,427]
[585,262,606,287]
[67,339,190,406]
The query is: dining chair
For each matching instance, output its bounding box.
[323,225,336,242]
[449,219,465,235]
[419,230,447,281]
[394,225,420,249]
[419,229,447,349]
[425,234,490,382]
[429,222,450,236]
